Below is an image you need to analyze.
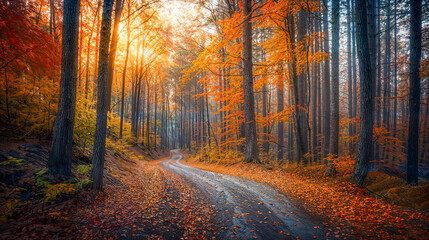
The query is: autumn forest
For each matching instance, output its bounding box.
[0,0,428,238]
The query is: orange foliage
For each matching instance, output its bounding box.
[0,0,60,138]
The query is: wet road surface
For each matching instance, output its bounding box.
[161,150,340,240]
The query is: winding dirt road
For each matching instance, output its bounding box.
[161,150,341,240]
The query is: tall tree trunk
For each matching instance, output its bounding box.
[146,80,150,150]
[93,17,100,100]
[353,0,375,185]
[154,84,157,150]
[140,82,147,146]
[48,0,80,176]
[179,104,181,149]
[277,79,284,161]
[375,0,381,162]
[382,0,392,161]
[262,82,269,154]
[205,81,211,147]
[107,0,124,111]
[49,0,56,38]
[119,4,130,139]
[242,0,259,163]
[317,14,323,159]
[322,0,331,158]
[119,36,130,139]
[219,67,225,144]
[298,11,308,165]
[312,13,319,163]
[393,0,398,136]
[347,0,353,154]
[85,2,101,99]
[78,13,83,88]
[91,0,114,190]
[406,0,422,186]
[328,0,340,174]
[352,1,358,138]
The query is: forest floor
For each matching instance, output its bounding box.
[182,151,429,239]
[0,140,428,239]
[0,140,219,239]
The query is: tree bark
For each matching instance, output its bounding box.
[353,0,375,185]
[146,80,150,150]
[322,0,331,158]
[107,0,124,111]
[347,0,353,154]
[91,0,114,190]
[393,0,398,136]
[242,0,259,163]
[406,0,422,186]
[383,0,391,132]
[277,79,284,161]
[119,15,130,139]
[48,0,80,176]
[328,0,340,174]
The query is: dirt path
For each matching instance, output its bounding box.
[161,150,348,240]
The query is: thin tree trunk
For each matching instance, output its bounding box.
[146,80,150,150]
[277,79,284,161]
[322,0,331,158]
[347,0,353,154]
[352,2,358,138]
[91,0,114,190]
[85,2,101,99]
[262,82,269,154]
[107,0,124,111]
[205,81,211,147]
[312,13,319,163]
[154,84,157,150]
[93,17,100,100]
[393,0,398,136]
[119,3,131,139]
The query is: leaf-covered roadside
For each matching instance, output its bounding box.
[183,153,429,239]
[73,162,218,239]
[0,144,219,239]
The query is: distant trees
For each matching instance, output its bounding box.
[1,0,426,188]
[181,0,429,185]
[48,0,80,176]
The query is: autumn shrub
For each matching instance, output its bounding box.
[107,111,132,142]
[0,156,24,166]
[73,93,134,161]
[33,166,94,204]
[73,95,97,159]
[364,171,405,192]
[379,185,429,209]
[373,126,406,163]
